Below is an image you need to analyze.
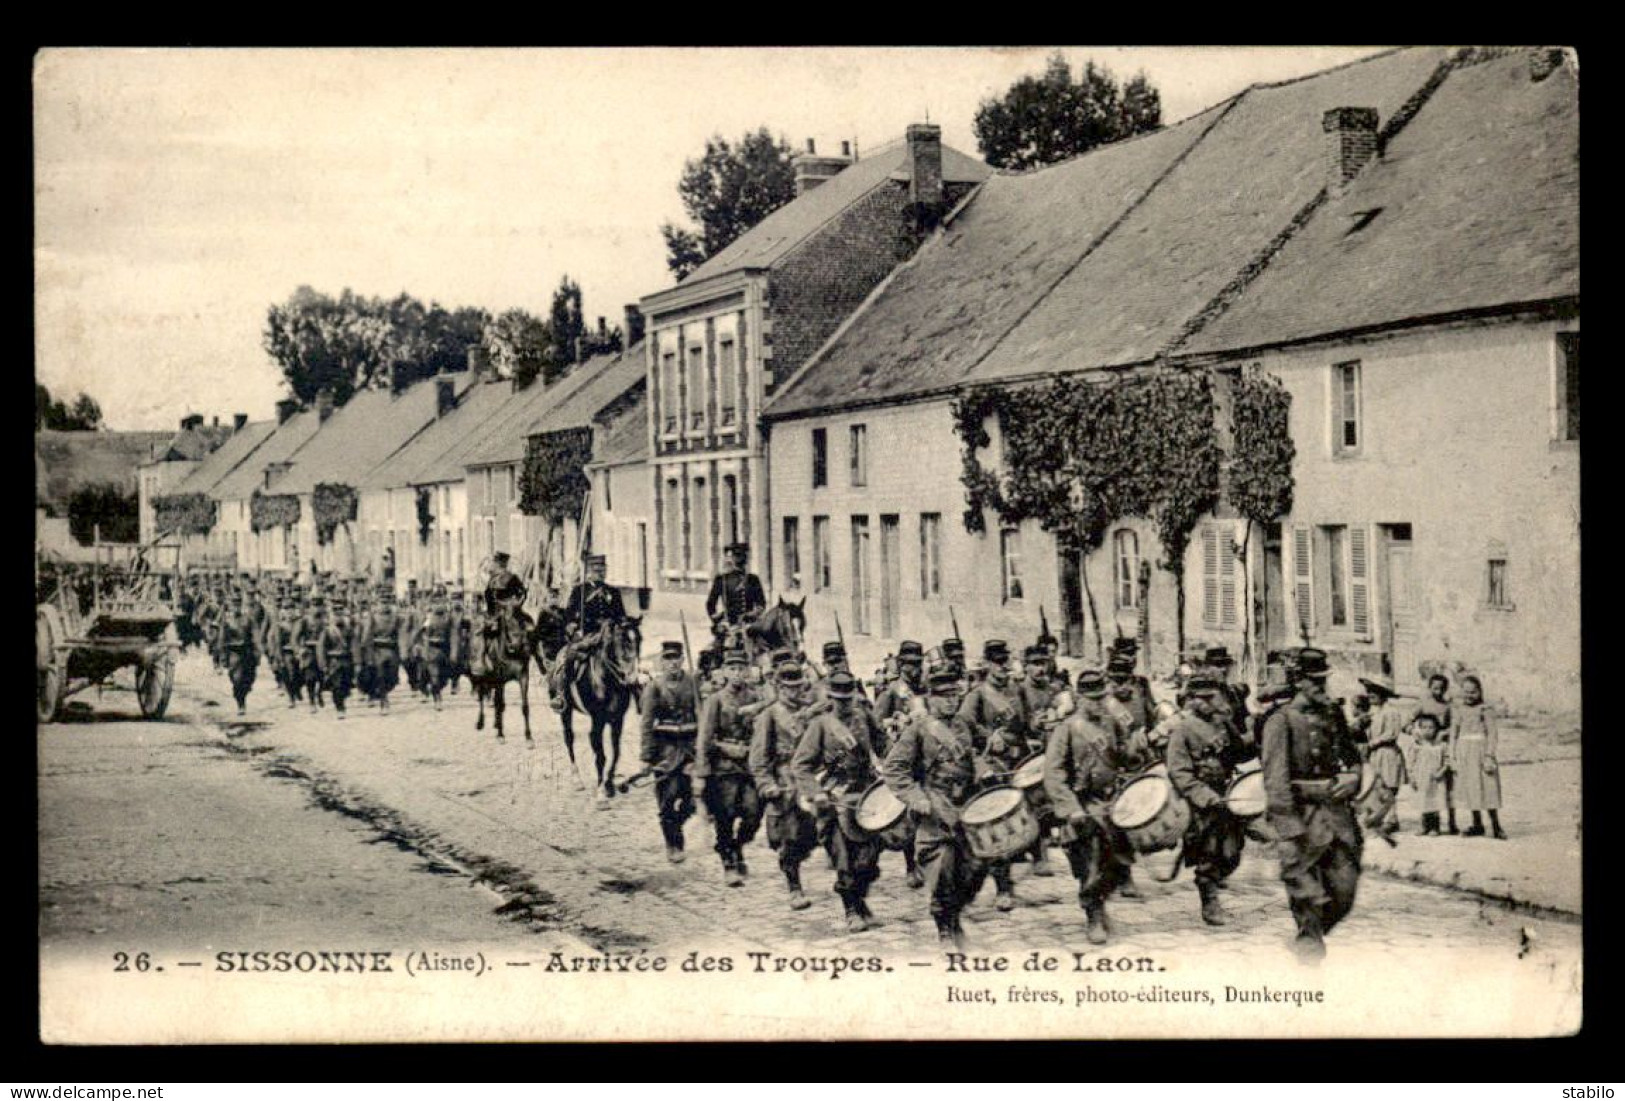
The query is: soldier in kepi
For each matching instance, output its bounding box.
[290,595,328,713]
[957,639,1028,910]
[706,542,767,652]
[318,599,357,719]
[483,551,531,663]
[219,593,260,717]
[361,588,403,712]
[695,646,771,886]
[639,640,700,864]
[1262,647,1365,962]
[550,553,630,712]
[750,661,820,911]
[1165,673,1251,928]
[419,584,454,711]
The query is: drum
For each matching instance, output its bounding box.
[854,781,913,851]
[1225,769,1267,819]
[1012,753,1051,820]
[960,786,1041,862]
[1110,772,1190,854]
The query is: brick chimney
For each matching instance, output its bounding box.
[180,413,204,432]
[906,123,944,225]
[792,137,854,196]
[624,304,646,347]
[233,413,248,431]
[275,399,298,425]
[316,387,335,424]
[436,377,456,418]
[1322,107,1380,193]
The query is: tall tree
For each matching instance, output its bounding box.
[546,275,586,384]
[974,53,1163,171]
[660,127,797,281]
[35,382,105,430]
[481,309,552,390]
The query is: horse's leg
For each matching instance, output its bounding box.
[518,662,532,742]
[605,696,626,800]
[493,682,505,740]
[588,714,608,802]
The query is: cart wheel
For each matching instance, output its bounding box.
[137,652,175,720]
[37,608,64,723]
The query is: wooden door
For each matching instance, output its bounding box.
[1387,532,1418,692]
[879,515,901,639]
[850,516,871,635]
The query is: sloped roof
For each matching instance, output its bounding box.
[529,340,647,438]
[152,423,235,462]
[274,375,475,496]
[172,420,278,495]
[588,389,650,468]
[210,409,322,501]
[663,142,990,292]
[358,378,516,490]
[767,46,1464,418]
[461,345,641,468]
[1183,49,1579,355]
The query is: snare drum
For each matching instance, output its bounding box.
[1110,772,1190,854]
[854,781,913,851]
[1224,769,1267,819]
[1012,753,1051,820]
[960,786,1041,862]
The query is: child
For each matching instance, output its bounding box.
[1416,674,1457,832]
[1408,711,1450,835]
[1452,675,1507,839]
[1359,691,1408,843]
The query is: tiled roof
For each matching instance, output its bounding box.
[660,143,990,292]
[274,376,475,496]
[767,46,1481,418]
[210,409,322,501]
[1182,49,1579,354]
[589,390,649,468]
[357,379,517,490]
[156,423,235,462]
[462,342,644,467]
[172,421,277,495]
[529,340,646,438]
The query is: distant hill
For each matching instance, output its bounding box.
[34,430,171,515]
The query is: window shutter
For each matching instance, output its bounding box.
[1202,525,1219,628]
[1350,524,1371,639]
[1291,525,1314,639]
[1219,526,1238,628]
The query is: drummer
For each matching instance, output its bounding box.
[750,662,821,912]
[883,661,987,948]
[696,646,771,886]
[1045,667,1145,944]
[1012,644,1062,878]
[958,639,1028,911]
[791,670,886,932]
[1164,673,1251,927]
[1105,639,1159,735]
[812,641,871,708]
[873,640,929,892]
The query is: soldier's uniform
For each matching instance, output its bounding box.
[750,664,820,909]
[792,671,886,931]
[872,640,928,891]
[706,542,767,631]
[1045,669,1147,943]
[1262,649,1364,959]
[884,665,986,946]
[361,593,404,710]
[289,600,328,711]
[956,639,1026,907]
[219,601,260,716]
[695,648,768,883]
[639,641,700,862]
[553,556,629,707]
[448,594,472,694]
[1165,674,1251,926]
[420,590,454,709]
[810,641,871,709]
[271,599,301,707]
[318,605,357,717]
[1106,645,1160,735]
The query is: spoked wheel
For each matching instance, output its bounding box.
[36,609,64,724]
[137,651,175,720]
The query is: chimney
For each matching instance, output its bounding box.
[906,122,944,225]
[597,316,608,340]
[316,387,335,424]
[180,413,204,432]
[1322,107,1380,193]
[275,399,298,425]
[624,304,646,347]
[575,336,588,363]
[792,137,854,196]
[233,413,248,431]
[436,377,456,418]
[212,415,220,428]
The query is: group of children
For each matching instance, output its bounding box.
[1357,672,1507,842]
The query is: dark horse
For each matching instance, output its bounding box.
[552,617,643,802]
[470,610,533,741]
[700,595,806,681]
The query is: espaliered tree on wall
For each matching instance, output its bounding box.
[953,369,1246,659]
[312,483,358,547]
[1226,366,1296,669]
[249,490,300,533]
[519,428,593,526]
[153,493,219,538]
[415,488,435,547]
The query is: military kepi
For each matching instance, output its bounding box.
[1296,647,1331,680]
[661,640,684,658]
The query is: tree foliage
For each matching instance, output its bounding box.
[66,482,139,544]
[1227,367,1296,526]
[153,492,218,537]
[973,53,1163,171]
[249,490,301,533]
[546,275,586,385]
[482,309,553,390]
[520,428,593,524]
[661,127,797,281]
[312,483,359,547]
[36,383,104,431]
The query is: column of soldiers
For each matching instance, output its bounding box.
[180,570,476,720]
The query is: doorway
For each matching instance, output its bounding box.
[879,515,900,639]
[1057,550,1085,658]
[1384,524,1418,691]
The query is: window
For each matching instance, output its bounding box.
[692,477,709,574]
[687,345,706,431]
[812,428,828,488]
[507,466,517,503]
[1325,525,1349,627]
[1200,524,1237,629]
[850,424,868,487]
[850,515,871,635]
[1001,528,1024,602]
[1114,529,1140,610]
[1333,361,1362,454]
[718,339,738,428]
[783,516,802,590]
[661,352,679,434]
[1293,523,1372,638]
[483,468,494,509]
[919,512,941,597]
[1557,332,1579,441]
[603,472,613,515]
[664,479,683,575]
[812,516,831,592]
[1487,558,1512,610]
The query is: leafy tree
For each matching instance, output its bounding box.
[660,127,797,281]
[35,382,105,430]
[973,53,1162,171]
[546,275,586,384]
[482,309,552,389]
[66,482,139,544]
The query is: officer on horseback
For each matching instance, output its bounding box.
[549,553,630,712]
[482,551,532,662]
[706,542,766,647]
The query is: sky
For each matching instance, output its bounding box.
[34,46,1391,431]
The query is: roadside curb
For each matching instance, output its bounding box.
[1361,844,1581,922]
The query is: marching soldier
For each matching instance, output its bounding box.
[750,662,820,910]
[957,639,1025,910]
[1205,646,1253,749]
[792,670,886,932]
[695,647,770,885]
[318,600,357,719]
[1165,673,1251,927]
[872,639,928,891]
[639,641,700,863]
[1036,630,1071,691]
[706,542,767,638]
[289,595,328,712]
[448,589,472,695]
[1105,640,1159,734]
[360,589,403,712]
[219,594,260,716]
[1012,643,1061,878]
[552,554,630,710]
[884,661,984,947]
[1262,648,1364,961]
[939,638,970,688]
[1045,668,1146,944]
[812,641,871,708]
[272,595,302,709]
[420,585,454,710]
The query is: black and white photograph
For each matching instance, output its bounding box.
[34,45,1580,1043]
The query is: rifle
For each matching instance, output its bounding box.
[1040,605,1052,644]
[950,605,962,642]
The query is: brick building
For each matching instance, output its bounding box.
[638,126,989,623]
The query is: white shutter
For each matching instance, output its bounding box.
[1202,525,1220,628]
[1291,525,1314,641]
[1350,524,1371,640]
[1219,525,1238,629]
